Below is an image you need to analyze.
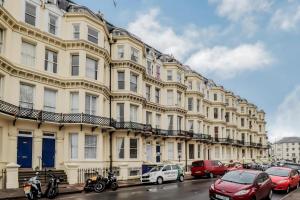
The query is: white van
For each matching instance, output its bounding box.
[140,164,184,184]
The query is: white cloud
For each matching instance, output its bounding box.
[269,86,300,142]
[127,8,273,79]
[186,42,273,79]
[209,0,272,21]
[270,5,300,31]
[127,8,216,60]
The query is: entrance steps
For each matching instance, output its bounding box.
[18,169,68,187]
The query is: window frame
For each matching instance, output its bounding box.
[48,13,58,35]
[84,134,97,160]
[87,26,99,44]
[129,138,138,159]
[25,2,36,26]
[45,49,58,73]
[117,71,125,90]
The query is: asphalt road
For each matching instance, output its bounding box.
[52,178,289,200]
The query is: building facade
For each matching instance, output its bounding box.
[271,137,300,163]
[0,0,269,184]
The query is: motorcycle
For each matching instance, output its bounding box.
[84,171,106,193]
[23,172,42,200]
[101,172,118,191]
[44,172,63,199]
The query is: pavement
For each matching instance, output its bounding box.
[0,174,297,200]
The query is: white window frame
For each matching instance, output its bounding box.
[117,45,124,59]
[73,23,80,39]
[48,13,58,35]
[130,104,138,122]
[168,142,174,160]
[85,94,97,115]
[43,88,56,112]
[130,47,139,62]
[116,103,124,122]
[86,57,98,80]
[25,1,37,26]
[70,92,79,113]
[116,137,125,159]
[84,134,97,159]
[21,41,36,67]
[129,138,138,159]
[45,49,58,73]
[69,133,78,159]
[167,90,173,106]
[19,83,34,109]
[87,26,98,44]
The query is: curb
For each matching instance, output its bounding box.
[280,188,300,200]
[0,176,196,199]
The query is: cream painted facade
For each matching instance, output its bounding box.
[271,137,300,163]
[0,0,269,185]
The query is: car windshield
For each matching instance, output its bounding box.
[150,166,163,172]
[221,171,256,185]
[266,168,289,177]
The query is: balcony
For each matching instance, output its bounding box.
[115,121,152,132]
[212,138,234,145]
[193,133,212,142]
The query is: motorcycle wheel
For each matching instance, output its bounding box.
[111,182,118,191]
[26,193,34,200]
[47,188,57,199]
[94,181,105,193]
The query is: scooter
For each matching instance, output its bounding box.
[101,172,118,191]
[44,172,63,199]
[84,171,106,193]
[23,172,42,200]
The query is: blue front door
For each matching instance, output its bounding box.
[42,138,55,168]
[17,136,33,168]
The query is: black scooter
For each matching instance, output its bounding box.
[23,172,42,200]
[101,172,118,191]
[44,173,63,199]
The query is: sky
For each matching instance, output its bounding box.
[75,0,300,142]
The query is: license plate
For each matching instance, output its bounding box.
[24,186,31,194]
[216,194,229,200]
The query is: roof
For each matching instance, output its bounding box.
[276,137,300,144]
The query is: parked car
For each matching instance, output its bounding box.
[191,160,227,178]
[140,164,184,184]
[209,169,273,200]
[265,167,300,193]
[226,162,243,172]
[282,163,300,174]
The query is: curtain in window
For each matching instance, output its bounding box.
[20,84,34,108]
[86,58,97,80]
[21,42,35,67]
[44,89,56,112]
[168,142,174,160]
[116,103,124,122]
[116,138,124,159]
[85,135,97,159]
[130,105,138,122]
[70,92,79,113]
[45,50,57,73]
[85,95,97,115]
[168,115,173,130]
[70,133,78,159]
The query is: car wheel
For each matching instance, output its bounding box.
[179,175,184,182]
[286,186,290,194]
[157,177,163,185]
[267,190,272,200]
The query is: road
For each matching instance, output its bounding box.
[53,178,289,200]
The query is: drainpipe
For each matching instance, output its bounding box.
[185,139,188,172]
[109,33,113,172]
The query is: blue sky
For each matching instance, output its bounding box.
[75,0,300,141]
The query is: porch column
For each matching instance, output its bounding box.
[6,163,20,189]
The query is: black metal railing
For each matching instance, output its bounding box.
[0,100,268,148]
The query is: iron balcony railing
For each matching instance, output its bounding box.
[0,100,269,148]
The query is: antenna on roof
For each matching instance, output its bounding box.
[113,0,117,8]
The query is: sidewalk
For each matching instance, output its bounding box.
[0,175,194,199]
[283,188,300,200]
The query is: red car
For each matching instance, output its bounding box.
[226,162,243,172]
[191,160,227,178]
[265,167,300,193]
[209,170,273,200]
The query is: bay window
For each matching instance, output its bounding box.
[45,49,57,73]
[116,103,124,122]
[167,115,173,130]
[168,142,174,160]
[21,41,36,67]
[130,47,139,62]
[130,138,138,159]
[71,55,79,76]
[177,116,182,130]
[44,88,56,112]
[48,14,58,35]
[85,94,97,115]
[116,137,125,159]
[69,133,78,159]
[188,120,194,132]
[167,90,173,105]
[88,27,98,44]
[155,88,160,103]
[117,45,124,59]
[130,73,138,92]
[188,98,193,111]
[25,2,36,26]
[130,104,138,122]
[117,71,125,89]
[73,24,80,39]
[19,83,34,109]
[70,92,79,113]
[84,135,97,159]
[177,91,182,106]
[86,57,98,80]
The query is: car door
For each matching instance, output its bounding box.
[291,170,298,188]
[171,165,180,180]
[255,174,266,200]
[215,161,223,175]
[210,160,218,175]
[162,165,172,181]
